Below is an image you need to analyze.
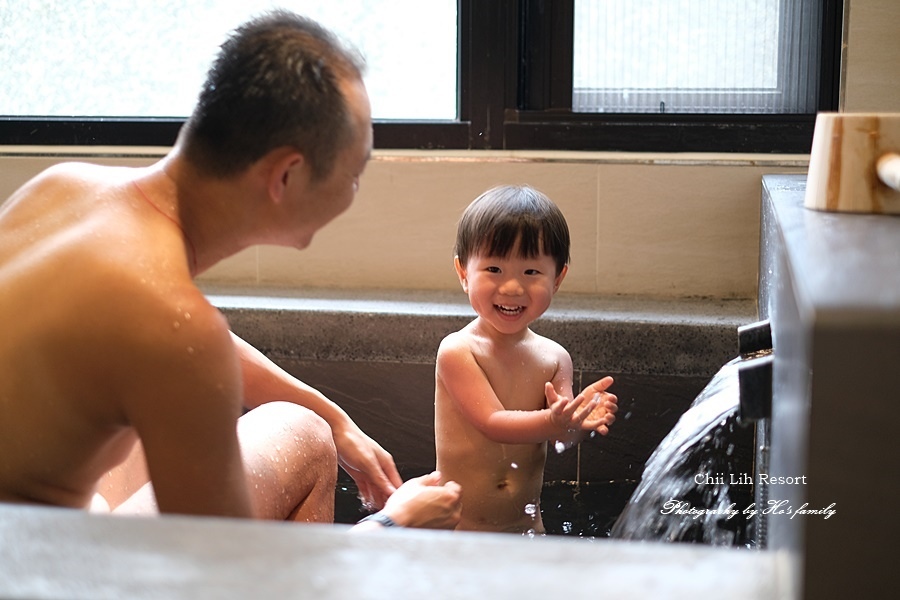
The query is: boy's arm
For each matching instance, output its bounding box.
[436,339,599,445]
[230,333,402,509]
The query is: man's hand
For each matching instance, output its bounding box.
[333,423,403,510]
[377,471,462,529]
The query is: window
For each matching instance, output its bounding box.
[572,0,821,115]
[0,0,457,120]
[0,0,842,153]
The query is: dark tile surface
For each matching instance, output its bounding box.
[275,358,438,477]
[575,371,713,482]
[263,357,732,486]
[220,290,755,531]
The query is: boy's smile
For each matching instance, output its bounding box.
[496,304,525,317]
[455,248,567,337]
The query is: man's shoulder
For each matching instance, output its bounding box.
[30,161,119,189]
[87,277,228,353]
[93,283,235,388]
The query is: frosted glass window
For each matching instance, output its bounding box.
[573,0,822,114]
[0,0,457,121]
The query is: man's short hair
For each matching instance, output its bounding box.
[180,10,366,181]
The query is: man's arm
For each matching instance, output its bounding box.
[115,296,253,518]
[230,333,402,509]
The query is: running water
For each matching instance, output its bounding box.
[610,357,754,546]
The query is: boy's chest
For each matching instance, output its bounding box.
[474,346,559,411]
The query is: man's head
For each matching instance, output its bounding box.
[179,10,366,182]
[455,185,571,276]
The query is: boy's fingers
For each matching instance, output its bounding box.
[584,376,614,396]
[573,394,601,422]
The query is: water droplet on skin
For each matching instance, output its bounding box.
[510,462,518,469]
[173,321,181,330]
[183,312,191,321]
[524,503,536,516]
[554,441,566,454]
[186,346,194,354]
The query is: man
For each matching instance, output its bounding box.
[0,10,460,529]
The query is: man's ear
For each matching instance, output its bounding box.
[553,264,569,293]
[266,149,306,204]
[454,255,469,293]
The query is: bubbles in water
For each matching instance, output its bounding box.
[562,521,573,534]
[524,503,537,516]
[554,441,566,454]
[624,411,633,420]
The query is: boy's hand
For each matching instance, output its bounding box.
[545,376,617,436]
[577,376,618,435]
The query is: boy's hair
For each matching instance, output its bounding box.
[179,10,366,181]
[455,185,570,275]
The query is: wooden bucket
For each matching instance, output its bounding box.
[804,112,900,214]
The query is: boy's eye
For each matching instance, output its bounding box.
[486,266,501,273]
[525,269,541,275]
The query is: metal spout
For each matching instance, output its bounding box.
[738,319,772,357]
[738,353,773,422]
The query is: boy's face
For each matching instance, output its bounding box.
[455,247,567,336]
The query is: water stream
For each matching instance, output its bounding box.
[610,358,755,546]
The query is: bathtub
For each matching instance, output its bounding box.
[1,287,784,599]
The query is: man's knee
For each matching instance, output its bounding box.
[249,401,337,466]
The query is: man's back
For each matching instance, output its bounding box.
[0,163,243,512]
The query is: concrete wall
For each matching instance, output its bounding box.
[0,150,807,300]
[841,0,900,112]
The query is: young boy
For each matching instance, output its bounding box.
[435,185,618,534]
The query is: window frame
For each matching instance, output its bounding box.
[0,0,843,153]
